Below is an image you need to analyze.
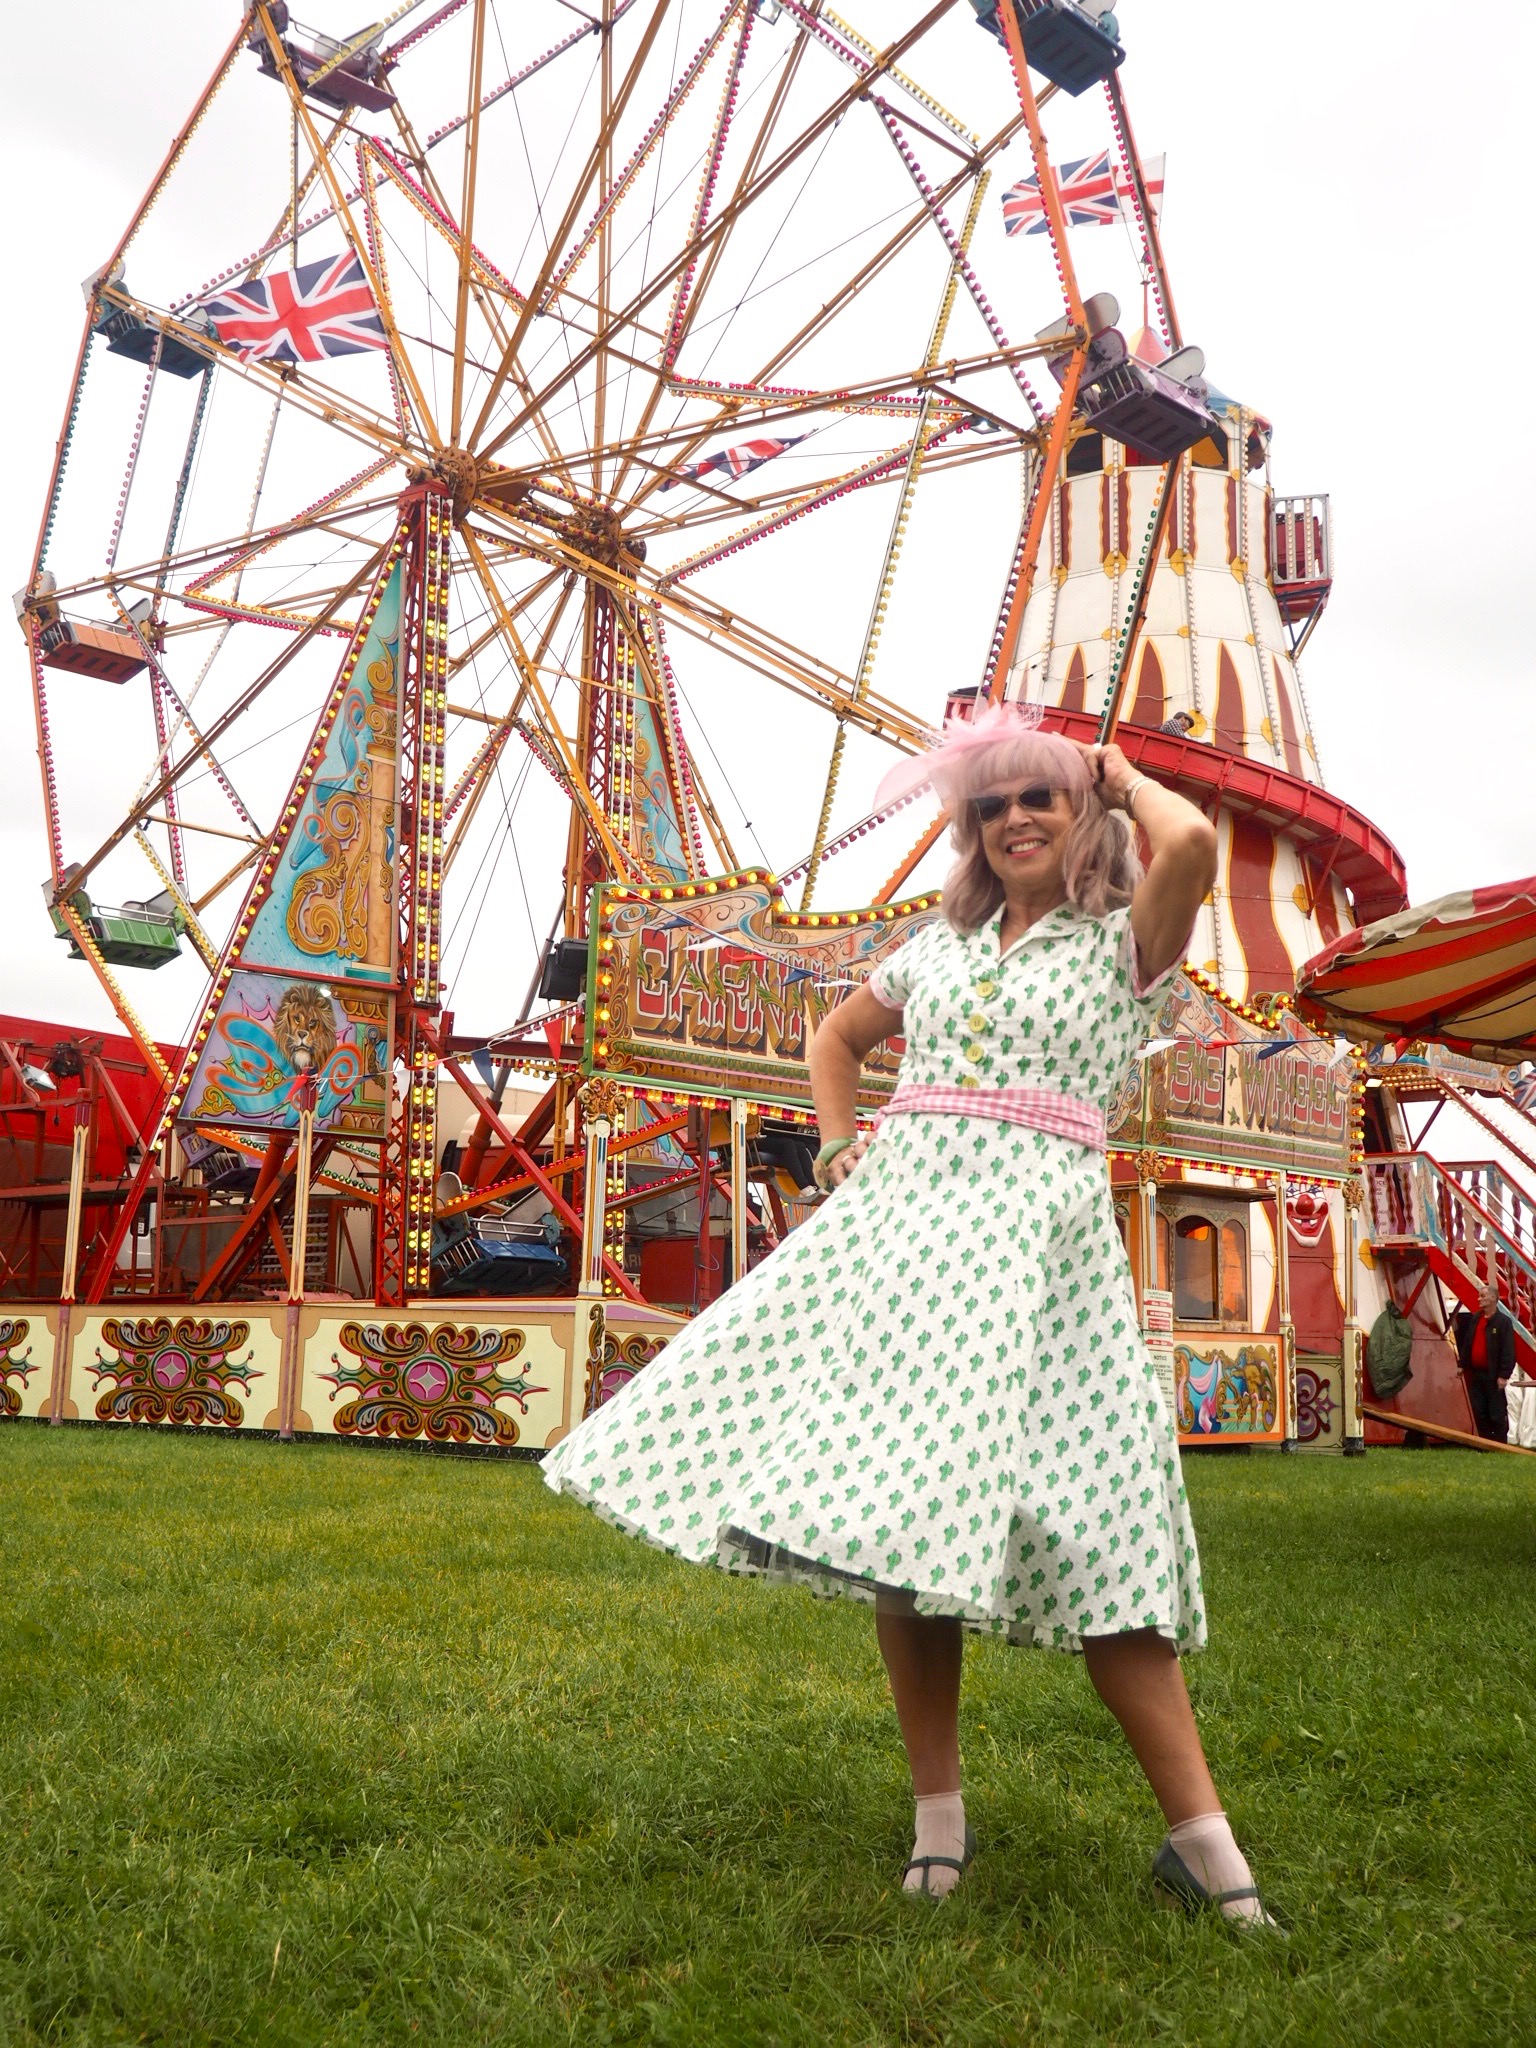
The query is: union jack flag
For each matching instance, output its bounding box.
[202,252,389,364]
[659,432,809,491]
[1002,150,1165,237]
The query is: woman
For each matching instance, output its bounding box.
[543,705,1274,1925]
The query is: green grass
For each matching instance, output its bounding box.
[1,1430,1534,2048]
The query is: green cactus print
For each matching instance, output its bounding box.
[542,904,1205,1655]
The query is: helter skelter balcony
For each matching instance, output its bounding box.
[1270,494,1333,655]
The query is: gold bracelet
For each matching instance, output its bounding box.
[1122,774,1150,816]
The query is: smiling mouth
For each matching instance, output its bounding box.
[1004,837,1047,857]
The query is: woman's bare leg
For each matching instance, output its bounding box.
[1080,1628,1218,1823]
[875,1602,964,1794]
[875,1600,969,1893]
[1082,1629,1270,1922]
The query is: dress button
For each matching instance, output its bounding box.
[958,1073,980,1089]
[964,1043,985,1063]
[975,979,997,999]
[968,1011,988,1032]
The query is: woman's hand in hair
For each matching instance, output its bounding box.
[1066,739,1138,808]
[1087,741,1138,809]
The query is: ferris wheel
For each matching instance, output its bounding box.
[17,0,1168,1306]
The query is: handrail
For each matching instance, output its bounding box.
[1365,1151,1536,1356]
[1438,1160,1536,1266]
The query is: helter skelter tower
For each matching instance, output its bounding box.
[996,311,1404,998]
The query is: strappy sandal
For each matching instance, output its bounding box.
[902,1824,977,1899]
[1151,1838,1284,1932]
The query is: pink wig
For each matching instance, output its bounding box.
[875,703,1140,932]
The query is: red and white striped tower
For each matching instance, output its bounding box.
[1001,418,1406,998]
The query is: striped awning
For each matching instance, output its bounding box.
[1295,877,1536,1062]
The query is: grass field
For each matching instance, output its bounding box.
[2,1427,1534,2047]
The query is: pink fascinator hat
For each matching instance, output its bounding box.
[873,699,1089,810]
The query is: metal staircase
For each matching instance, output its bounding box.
[1365,1152,1536,1371]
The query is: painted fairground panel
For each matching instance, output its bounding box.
[576,1299,683,1424]
[241,563,403,987]
[1174,1335,1284,1444]
[68,1309,285,1430]
[177,972,390,1140]
[586,876,942,1110]
[0,1310,52,1420]
[1294,1352,1345,1451]
[1109,972,1359,1181]
[298,1306,577,1451]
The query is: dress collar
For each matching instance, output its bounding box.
[984,901,1080,963]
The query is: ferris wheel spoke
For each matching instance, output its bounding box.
[650,409,972,587]
[365,124,582,483]
[449,0,491,446]
[443,573,581,871]
[639,432,1022,541]
[744,105,1026,397]
[164,468,397,611]
[465,0,682,456]
[800,157,987,908]
[460,527,641,883]
[358,150,414,436]
[105,591,262,850]
[424,2,635,153]
[366,126,570,474]
[98,13,251,288]
[655,2,760,391]
[472,0,956,466]
[547,2,751,328]
[100,277,419,468]
[654,584,926,754]
[872,102,1045,422]
[779,0,975,148]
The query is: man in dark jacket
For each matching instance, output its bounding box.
[1454,1281,1516,1443]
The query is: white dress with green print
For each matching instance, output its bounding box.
[541,901,1206,1654]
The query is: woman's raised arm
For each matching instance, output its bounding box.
[1096,742,1218,984]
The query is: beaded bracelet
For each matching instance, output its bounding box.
[1121,774,1150,817]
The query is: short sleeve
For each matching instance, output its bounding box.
[1114,904,1190,1020]
[865,927,926,1011]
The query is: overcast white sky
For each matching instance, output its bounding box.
[3,1,1533,1050]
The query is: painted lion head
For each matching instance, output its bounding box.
[273,983,338,1075]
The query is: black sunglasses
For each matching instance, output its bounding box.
[973,784,1056,823]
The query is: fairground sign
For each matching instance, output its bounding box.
[587,874,1361,1179]
[1108,972,1360,1181]
[585,874,940,1113]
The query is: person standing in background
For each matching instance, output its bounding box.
[1454,1281,1515,1443]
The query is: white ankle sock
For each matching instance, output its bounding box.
[1166,1811,1268,1923]
[905,1790,968,1897]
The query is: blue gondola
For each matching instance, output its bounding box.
[969,0,1124,95]
[432,1198,569,1298]
[1077,335,1221,462]
[88,270,214,380]
[1038,298,1221,464]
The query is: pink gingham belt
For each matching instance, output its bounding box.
[881,1082,1107,1152]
